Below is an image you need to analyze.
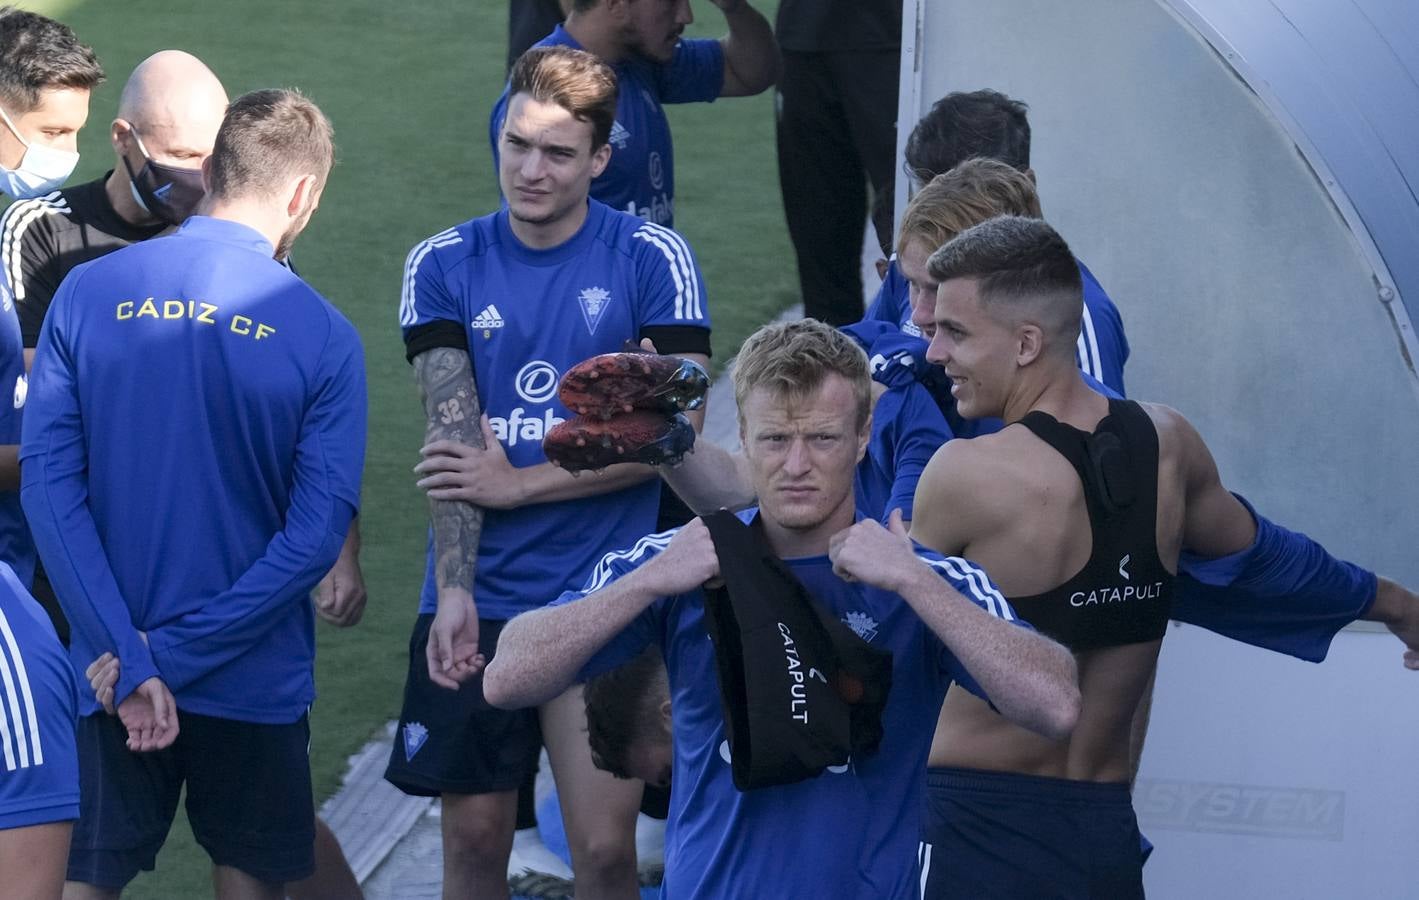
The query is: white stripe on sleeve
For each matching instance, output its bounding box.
[0,622,29,768]
[583,530,678,594]
[398,228,461,327]
[0,193,68,303]
[0,606,39,765]
[633,224,696,321]
[1076,302,1102,381]
[638,222,702,320]
[921,555,1016,622]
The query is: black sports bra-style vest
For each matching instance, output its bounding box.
[1005,399,1174,651]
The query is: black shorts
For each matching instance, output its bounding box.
[384,614,541,797]
[920,766,1145,900]
[67,711,314,890]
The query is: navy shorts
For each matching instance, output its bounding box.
[67,710,314,890]
[384,614,541,797]
[920,766,1145,900]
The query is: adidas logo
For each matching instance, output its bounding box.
[471,304,505,330]
[609,120,631,149]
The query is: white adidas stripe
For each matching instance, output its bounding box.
[632,228,688,320]
[398,228,462,327]
[640,223,702,320]
[919,841,933,897]
[0,605,39,766]
[0,675,13,771]
[652,223,702,320]
[583,529,678,594]
[0,611,30,769]
[1,193,68,304]
[633,223,701,321]
[1076,302,1102,382]
[922,554,1015,622]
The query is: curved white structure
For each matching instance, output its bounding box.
[897,2,1419,895]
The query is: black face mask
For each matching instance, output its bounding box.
[121,127,205,226]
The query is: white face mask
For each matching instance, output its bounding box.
[0,105,80,199]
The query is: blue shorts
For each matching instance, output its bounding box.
[384,615,541,797]
[67,710,314,890]
[920,767,1145,900]
[0,588,79,830]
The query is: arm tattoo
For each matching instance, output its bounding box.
[414,347,485,593]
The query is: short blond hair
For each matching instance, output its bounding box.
[733,319,871,431]
[897,157,1042,257]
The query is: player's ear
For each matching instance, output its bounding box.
[286,173,319,218]
[200,155,214,194]
[590,140,612,179]
[856,405,872,463]
[110,118,133,156]
[1016,322,1044,367]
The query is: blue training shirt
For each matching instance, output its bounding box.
[557,508,1026,899]
[490,25,724,227]
[856,380,953,523]
[0,264,32,588]
[842,320,955,521]
[865,256,1130,396]
[399,200,711,620]
[20,216,367,723]
[0,560,77,829]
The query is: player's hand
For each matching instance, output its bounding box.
[427,588,485,689]
[1371,577,1419,670]
[117,676,179,752]
[642,517,722,595]
[418,417,523,509]
[87,652,121,715]
[315,530,368,627]
[828,509,916,590]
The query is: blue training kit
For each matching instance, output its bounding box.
[20,215,367,722]
[554,508,1028,899]
[399,200,711,621]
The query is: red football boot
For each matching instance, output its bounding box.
[558,351,709,420]
[543,411,696,472]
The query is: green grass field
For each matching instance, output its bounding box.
[13,1,794,894]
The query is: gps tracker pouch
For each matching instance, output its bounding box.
[700,509,892,791]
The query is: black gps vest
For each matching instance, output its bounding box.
[1005,399,1174,651]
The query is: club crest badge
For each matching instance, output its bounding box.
[578,286,612,335]
[403,722,429,761]
[842,611,879,642]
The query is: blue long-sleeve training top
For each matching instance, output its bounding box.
[20,216,367,723]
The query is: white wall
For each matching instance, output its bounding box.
[901,1,1419,895]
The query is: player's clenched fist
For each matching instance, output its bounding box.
[643,517,722,595]
[828,508,916,591]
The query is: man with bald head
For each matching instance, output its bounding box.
[2,49,225,371]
